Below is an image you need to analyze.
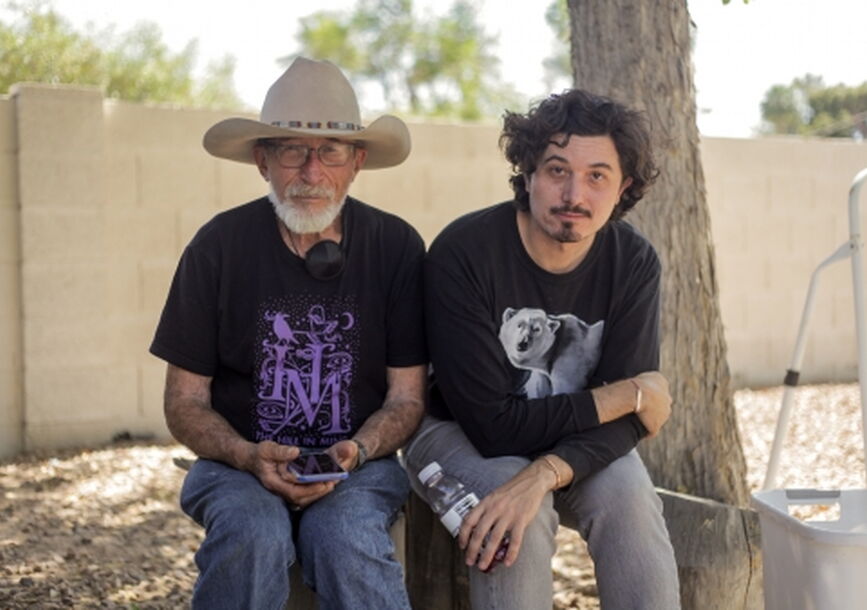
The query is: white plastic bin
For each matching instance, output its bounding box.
[752,488,867,610]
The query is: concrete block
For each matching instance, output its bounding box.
[827,144,867,183]
[24,316,112,367]
[0,302,22,364]
[111,315,160,365]
[0,98,15,154]
[407,122,500,161]
[140,259,179,314]
[140,359,167,422]
[0,366,24,458]
[721,173,769,211]
[717,290,748,332]
[17,154,106,209]
[21,261,109,321]
[23,360,172,451]
[12,85,104,157]
[819,329,857,369]
[21,261,141,330]
[831,285,856,329]
[727,336,773,388]
[179,207,218,249]
[24,420,115,452]
[745,294,798,348]
[216,160,264,210]
[0,207,20,264]
[0,151,18,208]
[20,207,105,262]
[354,165,430,217]
[103,261,141,315]
[104,100,248,152]
[102,152,137,208]
[0,285,21,368]
[25,364,138,424]
[137,153,218,209]
[104,207,176,261]
[716,252,757,297]
[25,417,171,452]
[405,123,452,160]
[427,160,499,219]
[769,173,813,212]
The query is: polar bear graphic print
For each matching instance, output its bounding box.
[498,307,604,399]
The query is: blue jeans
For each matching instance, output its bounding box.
[404,416,681,610]
[180,456,411,610]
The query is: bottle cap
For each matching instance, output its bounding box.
[418,461,442,484]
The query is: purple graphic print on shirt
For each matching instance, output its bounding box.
[254,298,357,447]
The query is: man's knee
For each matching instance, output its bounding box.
[181,461,294,562]
[300,500,394,558]
[558,451,663,529]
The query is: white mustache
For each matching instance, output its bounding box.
[286,184,335,199]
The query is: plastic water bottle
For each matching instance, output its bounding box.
[418,461,510,572]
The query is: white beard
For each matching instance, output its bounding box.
[268,186,346,234]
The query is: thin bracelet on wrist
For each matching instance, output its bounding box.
[539,455,562,490]
[628,378,643,413]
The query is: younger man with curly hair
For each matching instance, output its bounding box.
[405,89,681,609]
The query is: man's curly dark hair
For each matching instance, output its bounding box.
[499,89,659,221]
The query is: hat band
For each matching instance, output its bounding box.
[269,120,363,131]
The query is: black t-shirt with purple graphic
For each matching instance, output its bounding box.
[150,196,426,449]
[425,201,659,485]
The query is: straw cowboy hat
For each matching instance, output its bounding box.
[203,57,411,169]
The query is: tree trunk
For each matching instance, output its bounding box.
[567,0,749,507]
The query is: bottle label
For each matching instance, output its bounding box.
[439,492,479,537]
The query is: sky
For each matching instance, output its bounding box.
[8,0,867,138]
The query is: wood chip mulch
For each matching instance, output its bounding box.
[1,383,864,609]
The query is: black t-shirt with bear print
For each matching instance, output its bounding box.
[425,201,658,485]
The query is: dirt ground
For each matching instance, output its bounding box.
[1,383,864,609]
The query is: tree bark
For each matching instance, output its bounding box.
[658,489,764,609]
[567,0,749,507]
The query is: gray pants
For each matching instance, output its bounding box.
[404,416,681,610]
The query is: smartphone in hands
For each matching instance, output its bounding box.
[287,451,349,483]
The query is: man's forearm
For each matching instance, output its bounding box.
[352,396,424,460]
[352,364,427,460]
[549,416,644,486]
[164,365,253,471]
[591,371,671,437]
[166,400,253,470]
[591,378,641,423]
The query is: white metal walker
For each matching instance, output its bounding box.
[752,168,867,610]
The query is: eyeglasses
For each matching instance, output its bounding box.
[264,141,356,168]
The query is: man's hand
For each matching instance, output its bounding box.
[327,439,360,472]
[457,460,558,572]
[633,371,672,437]
[246,440,339,509]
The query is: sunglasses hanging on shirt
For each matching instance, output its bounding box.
[283,221,346,281]
[304,239,345,281]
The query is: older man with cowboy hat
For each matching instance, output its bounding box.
[150,57,426,609]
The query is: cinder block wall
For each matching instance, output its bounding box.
[703,137,867,387]
[0,97,23,456]
[1,83,866,457]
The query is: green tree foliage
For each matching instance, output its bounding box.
[760,73,867,138]
[542,0,570,90]
[294,0,521,121]
[0,1,244,109]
